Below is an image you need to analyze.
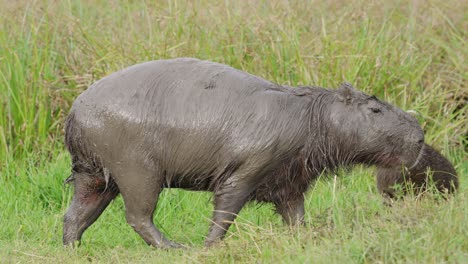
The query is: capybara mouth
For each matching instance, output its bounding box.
[376,141,425,169]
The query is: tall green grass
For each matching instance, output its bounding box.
[0,0,466,263]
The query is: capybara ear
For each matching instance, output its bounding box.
[337,82,355,104]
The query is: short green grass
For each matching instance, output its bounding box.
[0,0,466,263]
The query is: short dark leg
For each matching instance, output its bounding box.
[205,192,249,247]
[63,173,119,246]
[205,180,254,247]
[112,164,180,248]
[275,196,305,225]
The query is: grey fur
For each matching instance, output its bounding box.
[63,58,424,248]
[376,143,458,199]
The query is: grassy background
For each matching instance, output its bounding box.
[0,0,466,263]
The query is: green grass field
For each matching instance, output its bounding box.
[0,0,466,263]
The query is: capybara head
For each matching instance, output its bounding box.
[327,83,424,168]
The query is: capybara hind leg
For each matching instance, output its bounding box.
[275,196,305,226]
[63,174,119,246]
[112,164,180,248]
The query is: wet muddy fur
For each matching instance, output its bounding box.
[376,143,458,199]
[63,58,425,248]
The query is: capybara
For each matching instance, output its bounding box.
[376,143,458,198]
[63,58,424,248]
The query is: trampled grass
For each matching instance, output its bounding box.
[0,0,466,263]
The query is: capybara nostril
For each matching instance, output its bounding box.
[405,129,424,146]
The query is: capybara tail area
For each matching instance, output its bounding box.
[64,111,103,178]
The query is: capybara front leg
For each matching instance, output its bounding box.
[205,183,253,247]
[63,174,119,246]
[275,196,305,226]
[112,164,181,248]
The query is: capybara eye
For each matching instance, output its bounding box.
[369,107,381,114]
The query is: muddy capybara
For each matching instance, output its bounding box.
[63,58,424,248]
[376,143,458,198]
